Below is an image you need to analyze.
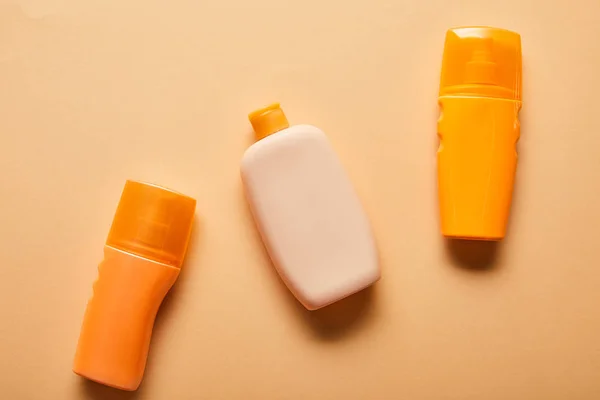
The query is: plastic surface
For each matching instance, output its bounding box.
[73,181,196,390]
[241,117,380,310]
[438,27,522,240]
[248,103,290,141]
[107,180,196,267]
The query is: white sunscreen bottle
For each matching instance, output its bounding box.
[241,103,380,310]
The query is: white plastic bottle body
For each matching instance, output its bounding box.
[241,124,380,310]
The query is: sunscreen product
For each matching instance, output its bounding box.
[438,27,522,240]
[73,180,195,391]
[241,103,379,310]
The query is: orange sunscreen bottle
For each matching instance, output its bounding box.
[73,180,196,391]
[438,27,522,240]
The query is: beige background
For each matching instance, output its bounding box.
[1,0,600,399]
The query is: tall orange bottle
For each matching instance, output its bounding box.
[438,27,522,240]
[73,180,196,391]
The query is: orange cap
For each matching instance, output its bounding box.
[439,27,522,100]
[106,181,196,267]
[248,103,290,141]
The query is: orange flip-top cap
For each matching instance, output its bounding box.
[248,103,290,141]
[106,181,196,267]
[439,27,522,100]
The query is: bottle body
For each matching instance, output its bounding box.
[437,96,521,240]
[73,246,179,391]
[241,124,379,310]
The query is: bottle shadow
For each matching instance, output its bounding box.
[78,380,140,400]
[291,285,377,341]
[444,238,500,271]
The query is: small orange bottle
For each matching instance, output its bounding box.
[73,180,196,391]
[437,27,522,240]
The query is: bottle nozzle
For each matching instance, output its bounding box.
[465,37,497,85]
[248,103,290,141]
